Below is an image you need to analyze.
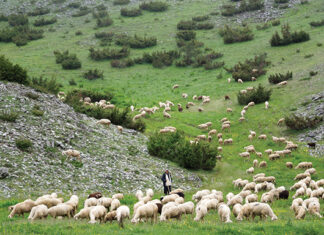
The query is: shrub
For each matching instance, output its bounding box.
[268,71,292,84]
[271,19,281,26]
[15,138,33,151]
[309,71,318,76]
[237,84,272,105]
[285,114,322,130]
[139,1,168,12]
[0,25,44,46]
[28,7,50,16]
[53,50,81,69]
[0,110,19,122]
[8,14,29,26]
[270,24,310,46]
[65,90,145,132]
[192,15,210,22]
[204,61,225,70]
[110,59,135,68]
[89,47,129,60]
[176,30,196,41]
[221,0,264,16]
[113,0,130,5]
[147,132,217,170]
[0,14,8,22]
[83,69,104,80]
[67,2,81,8]
[29,77,61,94]
[177,20,196,30]
[92,9,109,19]
[96,16,113,27]
[256,22,271,30]
[72,8,91,17]
[69,79,77,86]
[120,8,142,17]
[219,25,254,44]
[230,54,270,82]
[221,5,237,16]
[75,30,82,35]
[196,22,214,30]
[142,50,180,68]
[0,55,28,84]
[274,0,289,3]
[309,19,324,27]
[31,105,44,116]
[115,34,157,48]
[33,17,57,26]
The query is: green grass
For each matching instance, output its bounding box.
[0,0,324,234]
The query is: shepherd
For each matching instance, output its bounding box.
[161,169,172,195]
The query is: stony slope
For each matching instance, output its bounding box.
[0,81,200,198]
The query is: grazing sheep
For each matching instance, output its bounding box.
[295,162,313,169]
[35,197,64,208]
[112,193,124,200]
[132,203,158,224]
[239,152,250,159]
[290,182,307,191]
[111,199,121,211]
[305,168,316,175]
[294,172,310,181]
[28,205,48,221]
[65,195,79,216]
[225,95,230,100]
[192,190,211,201]
[295,205,307,220]
[222,124,230,131]
[310,180,318,190]
[291,198,304,215]
[62,149,81,160]
[194,204,208,221]
[249,202,278,221]
[175,197,185,205]
[116,206,130,228]
[227,108,232,113]
[238,79,243,84]
[236,203,252,221]
[253,159,258,167]
[197,135,206,141]
[135,190,144,201]
[310,187,324,198]
[308,201,322,218]
[293,187,306,199]
[243,182,256,191]
[246,167,254,174]
[248,102,255,107]
[89,205,107,224]
[96,119,111,126]
[253,173,266,180]
[146,189,154,198]
[227,195,243,207]
[218,203,232,223]
[178,201,194,215]
[182,93,188,98]
[250,130,256,137]
[172,84,179,89]
[104,211,117,223]
[74,206,95,220]
[279,190,289,199]
[244,145,256,153]
[160,205,182,221]
[254,176,276,184]
[97,197,112,210]
[48,204,74,219]
[217,133,223,139]
[248,135,253,141]
[161,194,179,204]
[269,153,280,161]
[241,110,246,117]
[226,192,235,202]
[277,118,285,126]
[259,161,267,168]
[224,138,233,145]
[117,126,123,133]
[239,190,252,199]
[8,199,37,218]
[84,198,98,208]
[198,107,204,112]
[265,149,273,155]
[239,117,245,122]
[233,203,243,218]
[258,134,267,140]
[163,111,171,118]
[245,194,258,204]
[265,101,269,109]
[278,81,287,86]
[286,162,293,169]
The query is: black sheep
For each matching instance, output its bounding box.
[175,192,185,198]
[279,190,289,199]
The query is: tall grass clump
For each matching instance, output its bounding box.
[270,24,310,46]
[0,55,28,85]
[120,8,142,17]
[29,77,61,94]
[0,110,19,122]
[139,2,168,12]
[148,131,217,170]
[15,138,33,152]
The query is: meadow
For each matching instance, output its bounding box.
[0,0,323,234]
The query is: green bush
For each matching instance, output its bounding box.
[92,10,108,19]
[196,22,214,30]
[0,111,19,122]
[237,84,272,105]
[148,132,217,170]
[142,50,180,68]
[83,69,104,80]
[15,138,33,151]
[113,0,130,5]
[110,59,135,68]
[67,2,81,8]
[219,25,254,44]
[268,71,292,84]
[177,20,196,30]
[0,55,28,84]
[72,8,91,17]
[89,47,130,61]
[29,77,61,94]
[120,8,142,17]
[274,0,289,3]
[221,4,237,16]
[309,19,324,27]
[139,1,168,12]
[69,79,77,86]
[25,92,39,100]
[65,90,145,132]
[271,19,281,26]
[192,15,210,22]
[229,53,270,82]
[31,105,44,116]
[285,114,322,130]
[256,22,271,30]
[0,14,8,22]
[176,30,196,41]
[28,8,50,16]
[221,0,264,16]
[115,34,157,48]
[33,17,57,26]
[0,26,44,46]
[8,14,29,26]
[53,50,81,69]
[96,16,113,27]
[270,24,310,46]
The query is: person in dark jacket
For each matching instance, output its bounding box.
[161,170,172,195]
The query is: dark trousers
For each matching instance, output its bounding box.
[164,185,171,195]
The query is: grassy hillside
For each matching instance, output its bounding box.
[0,0,323,234]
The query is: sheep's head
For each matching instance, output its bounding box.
[8,206,14,212]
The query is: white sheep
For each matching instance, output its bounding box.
[308,201,322,218]
[295,205,307,220]
[8,199,36,218]
[316,179,324,187]
[290,198,303,215]
[253,159,259,168]
[84,198,97,208]
[200,199,218,211]
[294,172,310,181]
[160,205,182,221]
[293,187,306,199]
[192,190,211,201]
[133,201,145,215]
[48,204,74,219]
[175,197,184,204]
[246,167,254,174]
[74,206,95,220]
[28,205,48,221]
[243,182,256,191]
[110,199,120,211]
[239,152,250,159]
[116,206,130,227]
[226,192,235,202]
[62,149,81,160]
[135,190,144,201]
[112,193,124,200]
[245,194,258,204]
[96,119,111,126]
[177,202,194,215]
[250,202,277,221]
[239,190,252,199]
[89,205,107,224]
[265,101,269,109]
[286,162,293,168]
[131,203,158,224]
[97,197,112,210]
[238,79,243,84]
[258,134,267,140]
[310,187,324,198]
[217,203,232,223]
[194,204,208,221]
[259,161,267,168]
[305,168,316,175]
[295,162,312,169]
[161,194,179,204]
[233,203,243,218]
[227,195,243,207]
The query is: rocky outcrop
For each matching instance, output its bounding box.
[0,82,201,198]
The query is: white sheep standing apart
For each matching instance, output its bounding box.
[89,205,107,224]
[194,204,208,221]
[217,203,232,223]
[233,203,243,218]
[116,205,130,227]
[265,101,269,109]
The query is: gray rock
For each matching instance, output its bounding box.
[0,167,9,179]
